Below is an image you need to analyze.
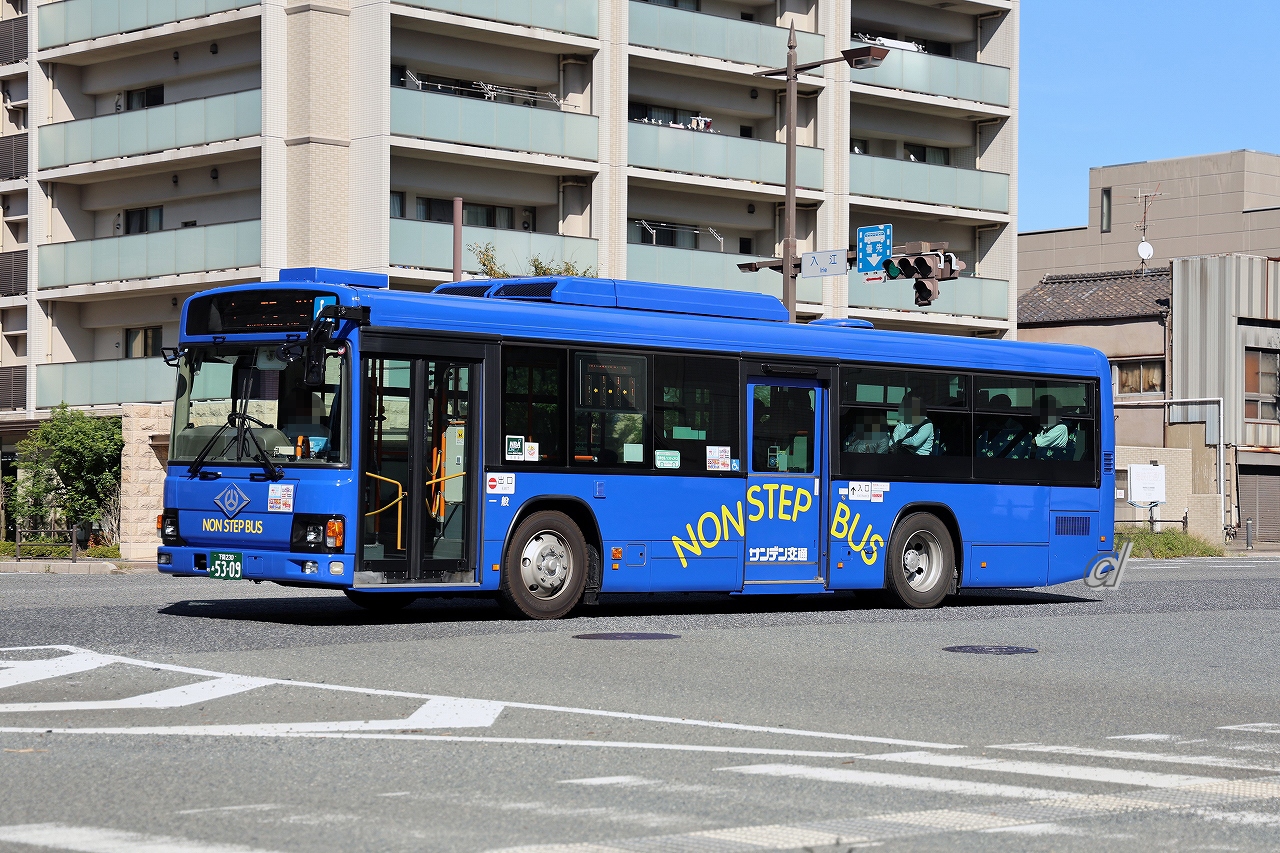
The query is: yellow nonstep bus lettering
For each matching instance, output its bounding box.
[672,500,746,568]
[829,502,883,565]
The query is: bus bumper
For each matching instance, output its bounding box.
[157,546,353,586]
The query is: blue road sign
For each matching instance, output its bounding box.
[856,224,893,274]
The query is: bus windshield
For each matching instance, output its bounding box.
[170,345,349,467]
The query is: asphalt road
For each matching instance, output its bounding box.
[2,558,1280,852]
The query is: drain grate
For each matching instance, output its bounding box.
[572,632,680,641]
[944,645,1038,655]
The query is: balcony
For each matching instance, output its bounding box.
[390,0,597,38]
[627,243,822,303]
[848,41,1010,108]
[0,249,26,296]
[0,133,26,180]
[37,357,172,408]
[629,2,823,69]
[849,276,1009,321]
[39,90,262,170]
[38,220,261,290]
[628,122,823,189]
[849,156,1009,213]
[390,218,598,275]
[0,365,24,410]
[38,0,261,50]
[0,16,27,65]
[390,88,598,162]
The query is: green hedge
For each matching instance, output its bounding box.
[1115,526,1224,558]
[0,541,120,559]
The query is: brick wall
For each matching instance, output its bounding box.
[120,402,171,562]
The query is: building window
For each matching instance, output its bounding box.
[739,125,753,138]
[125,327,161,359]
[851,138,869,155]
[629,101,699,126]
[638,0,697,9]
[740,11,754,21]
[627,219,697,249]
[1245,349,1280,421]
[904,143,949,166]
[390,191,405,219]
[125,85,163,111]
[124,206,162,234]
[1101,187,1112,233]
[1112,360,1165,396]
[738,237,753,255]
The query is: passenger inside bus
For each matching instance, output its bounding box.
[976,394,1033,459]
[1033,394,1072,460]
[888,393,934,456]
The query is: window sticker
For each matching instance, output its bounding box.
[871,482,890,503]
[267,483,295,513]
[523,441,539,462]
[655,450,681,469]
[706,445,732,471]
[505,435,524,461]
[623,443,644,463]
[486,474,515,495]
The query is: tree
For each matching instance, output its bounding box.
[467,242,595,279]
[13,405,123,528]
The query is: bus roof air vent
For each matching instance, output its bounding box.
[430,276,788,322]
[809,318,874,329]
[279,268,390,289]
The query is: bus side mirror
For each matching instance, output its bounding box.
[303,305,368,387]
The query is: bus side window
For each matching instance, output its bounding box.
[501,346,567,466]
[572,351,649,467]
[973,375,1097,485]
[653,354,739,474]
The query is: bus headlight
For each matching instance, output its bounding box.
[291,515,346,553]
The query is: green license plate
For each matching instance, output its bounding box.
[209,551,243,580]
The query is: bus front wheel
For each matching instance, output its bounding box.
[500,511,588,620]
[886,513,954,609]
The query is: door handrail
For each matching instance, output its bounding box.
[364,471,405,551]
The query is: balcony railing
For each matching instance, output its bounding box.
[391,88,598,162]
[0,133,26,180]
[0,365,24,410]
[390,0,597,38]
[390,218,598,275]
[628,122,823,189]
[38,0,261,50]
[38,220,261,289]
[848,40,1010,108]
[39,90,262,170]
[629,2,823,68]
[850,156,1009,213]
[0,249,26,296]
[0,16,27,65]
[849,276,1009,321]
[37,357,172,408]
[626,243,822,303]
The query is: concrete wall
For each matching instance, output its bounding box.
[119,403,171,562]
[1115,444,1223,544]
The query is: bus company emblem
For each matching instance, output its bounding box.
[214,483,251,519]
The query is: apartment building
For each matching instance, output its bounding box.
[0,0,1018,556]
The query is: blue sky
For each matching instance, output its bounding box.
[1019,1,1280,233]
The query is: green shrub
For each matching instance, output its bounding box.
[0,540,120,559]
[1115,526,1224,558]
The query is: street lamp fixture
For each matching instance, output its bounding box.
[744,30,889,322]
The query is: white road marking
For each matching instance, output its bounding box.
[174,805,280,816]
[0,823,282,852]
[982,822,1084,836]
[1189,807,1280,827]
[990,742,1280,771]
[0,676,273,713]
[560,777,657,787]
[1219,723,1280,735]
[377,792,411,798]
[484,776,1280,852]
[718,764,1073,800]
[0,653,114,689]
[858,750,1226,788]
[1108,733,1175,741]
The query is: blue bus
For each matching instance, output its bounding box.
[158,268,1115,618]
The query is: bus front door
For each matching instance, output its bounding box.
[359,354,477,585]
[745,379,825,584]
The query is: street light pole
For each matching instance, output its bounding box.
[781,25,798,323]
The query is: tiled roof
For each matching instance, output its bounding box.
[1018,267,1171,325]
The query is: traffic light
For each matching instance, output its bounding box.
[881,243,948,306]
[940,252,967,280]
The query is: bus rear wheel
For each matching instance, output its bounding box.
[500,511,588,620]
[344,589,417,612]
[886,512,954,609]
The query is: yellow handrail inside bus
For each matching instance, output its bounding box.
[364,472,405,551]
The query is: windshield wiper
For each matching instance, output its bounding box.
[186,412,284,481]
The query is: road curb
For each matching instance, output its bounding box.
[0,561,156,575]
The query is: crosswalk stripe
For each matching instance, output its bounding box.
[718,763,1073,800]
[1219,723,1280,735]
[0,653,112,689]
[0,676,273,714]
[858,750,1225,788]
[0,823,282,853]
[990,742,1280,771]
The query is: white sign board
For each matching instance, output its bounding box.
[1127,464,1166,505]
[801,250,847,279]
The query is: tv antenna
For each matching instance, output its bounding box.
[1134,184,1163,272]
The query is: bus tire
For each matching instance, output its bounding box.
[500,511,588,620]
[344,589,416,612]
[886,512,954,609]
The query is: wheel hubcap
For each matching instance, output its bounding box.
[520,531,572,600]
[901,531,944,592]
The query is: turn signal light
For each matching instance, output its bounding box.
[325,519,344,550]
